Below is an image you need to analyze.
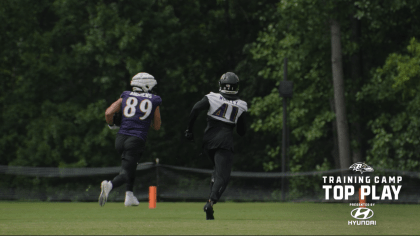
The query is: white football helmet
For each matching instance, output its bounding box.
[130,72,157,93]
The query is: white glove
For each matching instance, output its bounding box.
[108,124,120,130]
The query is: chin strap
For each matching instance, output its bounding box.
[133,87,144,92]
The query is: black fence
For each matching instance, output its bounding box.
[0,163,419,203]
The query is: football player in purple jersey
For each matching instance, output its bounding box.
[99,72,162,207]
[185,72,248,220]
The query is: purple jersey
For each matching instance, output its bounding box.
[118,91,162,141]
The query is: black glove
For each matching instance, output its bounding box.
[184,129,194,142]
[113,112,122,126]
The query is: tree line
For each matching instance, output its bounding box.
[0,0,419,173]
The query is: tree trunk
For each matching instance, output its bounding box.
[329,99,341,169]
[224,0,235,70]
[330,19,352,170]
[350,16,363,163]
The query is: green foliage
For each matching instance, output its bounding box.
[357,38,420,170]
[248,0,420,173]
[1,0,420,176]
[249,0,337,172]
[0,0,277,170]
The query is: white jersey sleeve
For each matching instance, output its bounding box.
[205,92,248,124]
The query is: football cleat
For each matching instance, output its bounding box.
[99,180,113,207]
[203,201,214,220]
[124,191,140,207]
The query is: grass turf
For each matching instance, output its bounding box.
[0,202,419,235]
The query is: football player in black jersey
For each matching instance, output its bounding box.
[185,72,248,220]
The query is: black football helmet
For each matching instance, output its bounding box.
[219,72,239,94]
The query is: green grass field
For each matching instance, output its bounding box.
[0,201,419,235]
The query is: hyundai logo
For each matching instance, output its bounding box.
[351,207,374,220]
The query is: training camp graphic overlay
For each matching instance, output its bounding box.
[321,162,402,226]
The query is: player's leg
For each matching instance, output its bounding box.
[202,147,217,220]
[203,148,234,220]
[99,134,126,206]
[119,136,144,206]
[210,170,216,194]
[202,147,217,195]
[209,148,233,204]
[204,149,233,219]
[99,134,144,207]
[110,158,138,191]
[117,158,140,206]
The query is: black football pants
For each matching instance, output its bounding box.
[203,148,234,203]
[111,134,145,192]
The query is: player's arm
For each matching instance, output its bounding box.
[150,106,161,131]
[185,96,210,141]
[236,113,247,136]
[105,98,122,125]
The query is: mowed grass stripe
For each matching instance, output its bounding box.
[0,202,419,235]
